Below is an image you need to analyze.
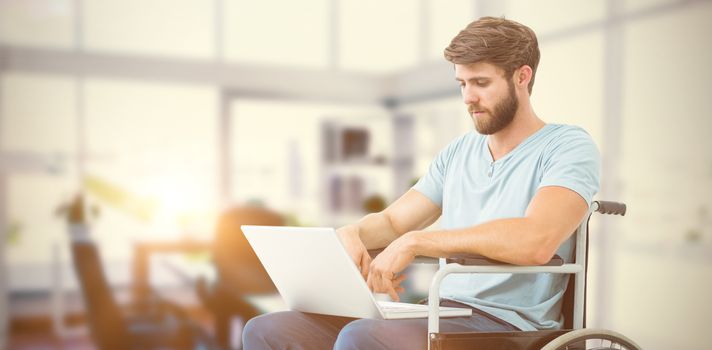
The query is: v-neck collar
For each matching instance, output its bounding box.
[484,124,554,164]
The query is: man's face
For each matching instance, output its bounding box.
[455,62,519,135]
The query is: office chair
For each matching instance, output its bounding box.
[196,205,285,349]
[423,200,641,350]
[70,228,218,350]
[63,194,216,350]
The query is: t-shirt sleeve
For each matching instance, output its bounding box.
[538,127,601,204]
[412,135,465,207]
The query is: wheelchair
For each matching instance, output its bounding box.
[421,200,641,350]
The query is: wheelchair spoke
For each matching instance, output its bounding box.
[561,337,635,350]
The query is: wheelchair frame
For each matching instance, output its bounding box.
[424,200,639,350]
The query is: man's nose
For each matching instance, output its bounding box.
[462,86,479,105]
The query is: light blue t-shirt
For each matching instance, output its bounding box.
[413,124,600,331]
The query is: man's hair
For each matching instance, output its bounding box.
[444,16,540,94]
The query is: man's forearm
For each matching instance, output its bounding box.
[339,189,442,251]
[405,187,588,265]
[408,217,566,266]
[344,212,402,250]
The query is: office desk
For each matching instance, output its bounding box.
[132,240,211,305]
[158,253,286,311]
[133,240,286,313]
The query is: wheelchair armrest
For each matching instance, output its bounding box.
[368,249,563,266]
[368,248,439,264]
[446,254,564,266]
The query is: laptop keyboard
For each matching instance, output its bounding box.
[378,301,428,312]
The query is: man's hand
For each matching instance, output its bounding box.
[336,225,371,279]
[367,232,418,302]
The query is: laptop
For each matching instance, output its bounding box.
[241,225,472,319]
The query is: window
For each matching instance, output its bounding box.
[338,0,420,73]
[230,98,389,225]
[1,72,77,290]
[426,0,475,61]
[505,0,606,37]
[400,96,471,176]
[0,0,74,48]
[223,0,329,68]
[532,31,605,148]
[620,0,712,244]
[83,0,213,58]
[1,73,77,154]
[84,78,218,245]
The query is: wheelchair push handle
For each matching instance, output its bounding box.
[594,201,626,216]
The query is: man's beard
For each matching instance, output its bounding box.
[469,81,519,135]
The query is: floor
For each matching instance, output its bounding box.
[6,298,216,350]
[7,311,217,350]
[7,314,95,350]
[8,333,95,350]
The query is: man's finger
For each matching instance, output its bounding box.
[360,253,370,279]
[393,274,407,286]
[369,272,388,293]
[387,274,406,300]
[387,286,400,302]
[370,270,400,301]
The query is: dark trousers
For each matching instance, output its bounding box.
[242,300,518,350]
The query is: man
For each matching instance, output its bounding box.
[243,16,599,349]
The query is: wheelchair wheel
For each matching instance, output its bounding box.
[541,328,642,350]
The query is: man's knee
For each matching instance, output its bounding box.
[335,319,377,349]
[242,312,304,348]
[244,311,349,350]
[242,313,273,348]
[335,319,420,350]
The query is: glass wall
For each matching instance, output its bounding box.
[0,0,74,49]
[224,0,329,67]
[1,73,218,290]
[1,72,78,290]
[616,1,712,348]
[2,1,711,348]
[83,0,214,58]
[83,78,219,248]
[338,0,420,72]
[425,0,476,61]
[229,99,392,226]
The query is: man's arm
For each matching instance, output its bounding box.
[411,186,588,264]
[336,189,441,277]
[348,189,442,249]
[367,186,589,300]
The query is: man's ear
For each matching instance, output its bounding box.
[515,65,533,88]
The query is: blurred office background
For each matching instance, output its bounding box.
[0,0,711,349]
